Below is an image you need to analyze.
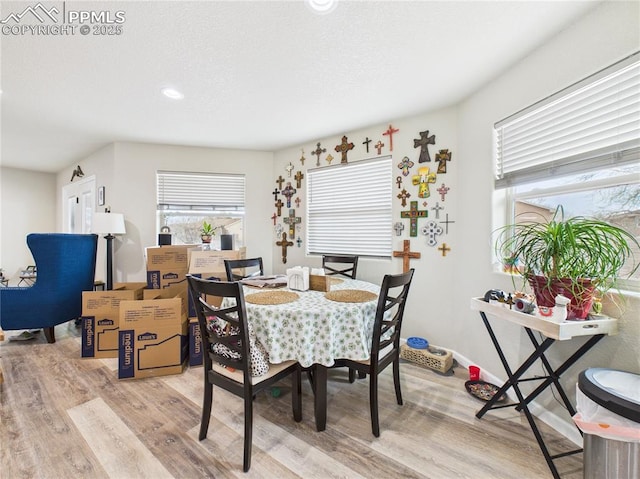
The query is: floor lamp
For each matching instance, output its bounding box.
[91,212,126,290]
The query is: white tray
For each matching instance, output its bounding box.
[471,298,618,341]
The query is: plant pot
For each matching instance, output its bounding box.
[201,235,212,244]
[527,275,596,320]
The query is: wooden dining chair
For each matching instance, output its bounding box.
[224,257,264,282]
[187,275,302,472]
[322,254,359,279]
[332,268,415,437]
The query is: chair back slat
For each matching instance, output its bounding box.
[322,255,359,279]
[224,257,264,282]
[370,269,414,361]
[188,276,252,380]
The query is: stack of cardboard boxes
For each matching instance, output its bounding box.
[81,244,245,379]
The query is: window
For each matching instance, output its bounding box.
[307,156,392,257]
[157,171,245,247]
[494,52,640,289]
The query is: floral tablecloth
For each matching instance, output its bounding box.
[223,279,381,368]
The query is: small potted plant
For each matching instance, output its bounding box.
[495,206,639,319]
[201,221,216,244]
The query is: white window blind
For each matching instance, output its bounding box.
[495,52,640,188]
[307,156,392,258]
[157,171,245,210]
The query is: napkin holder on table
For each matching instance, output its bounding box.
[287,266,309,291]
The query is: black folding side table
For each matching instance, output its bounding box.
[470,298,619,479]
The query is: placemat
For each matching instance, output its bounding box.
[245,291,300,305]
[325,289,377,303]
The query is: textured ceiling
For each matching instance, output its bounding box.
[0,0,601,173]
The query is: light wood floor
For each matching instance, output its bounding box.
[0,323,583,478]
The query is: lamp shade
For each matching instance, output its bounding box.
[92,213,126,235]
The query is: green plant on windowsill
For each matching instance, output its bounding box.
[201,221,216,244]
[494,206,639,319]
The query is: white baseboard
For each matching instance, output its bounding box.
[402,338,582,447]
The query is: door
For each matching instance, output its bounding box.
[62,176,96,233]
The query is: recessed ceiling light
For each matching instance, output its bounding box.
[161,87,184,100]
[305,0,338,15]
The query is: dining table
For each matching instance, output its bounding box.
[223,276,382,431]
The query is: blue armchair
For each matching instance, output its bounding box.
[0,233,98,343]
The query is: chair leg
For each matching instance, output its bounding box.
[199,382,213,441]
[348,368,356,383]
[369,373,380,437]
[292,367,302,422]
[43,327,55,344]
[243,394,253,472]
[358,371,367,379]
[393,358,403,405]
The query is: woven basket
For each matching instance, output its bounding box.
[400,343,453,373]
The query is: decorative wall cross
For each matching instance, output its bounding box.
[393,239,421,273]
[438,243,451,257]
[363,137,372,153]
[297,237,302,248]
[375,140,384,154]
[294,171,304,188]
[326,154,334,165]
[414,130,436,163]
[276,175,285,189]
[281,182,297,207]
[400,200,428,237]
[295,197,301,208]
[334,135,355,164]
[397,188,411,207]
[276,232,294,264]
[300,148,306,165]
[439,213,456,234]
[394,222,405,236]
[437,183,450,201]
[272,188,280,201]
[283,208,301,237]
[382,124,399,151]
[421,220,443,246]
[412,167,437,198]
[271,213,277,225]
[396,176,403,188]
[431,202,444,219]
[398,157,414,176]
[285,162,294,177]
[275,199,284,216]
[312,142,326,167]
[435,149,452,174]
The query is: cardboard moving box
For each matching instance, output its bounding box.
[145,245,193,290]
[81,282,147,358]
[118,286,188,379]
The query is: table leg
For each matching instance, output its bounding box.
[313,365,327,432]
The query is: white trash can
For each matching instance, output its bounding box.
[573,368,640,479]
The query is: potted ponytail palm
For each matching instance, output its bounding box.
[495,206,639,319]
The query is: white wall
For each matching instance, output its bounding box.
[454,0,640,439]
[0,167,56,282]
[77,142,275,284]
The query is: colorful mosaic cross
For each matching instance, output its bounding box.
[435,149,452,174]
[400,200,428,237]
[412,167,437,198]
[281,182,296,207]
[398,156,414,176]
